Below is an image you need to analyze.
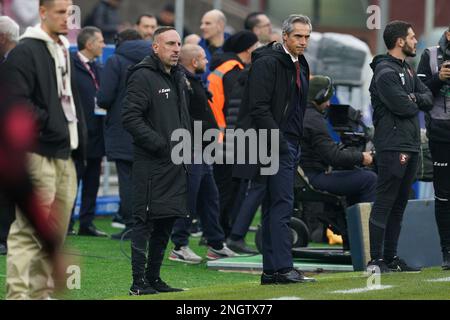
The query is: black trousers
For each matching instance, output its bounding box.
[131,216,175,282]
[429,140,450,252]
[369,151,419,261]
[0,191,15,245]
[116,160,134,229]
[69,158,103,230]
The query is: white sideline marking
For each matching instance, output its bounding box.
[268,296,303,300]
[332,285,393,294]
[426,277,450,283]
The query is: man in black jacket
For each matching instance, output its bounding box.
[417,25,450,270]
[169,44,237,264]
[3,0,87,299]
[367,21,433,274]
[84,0,121,44]
[69,26,107,237]
[234,14,316,285]
[301,76,376,206]
[122,27,190,295]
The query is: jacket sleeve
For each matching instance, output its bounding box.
[305,112,363,168]
[122,70,168,156]
[5,45,49,129]
[96,56,120,110]
[413,73,434,112]
[248,58,279,130]
[374,65,419,118]
[417,49,444,96]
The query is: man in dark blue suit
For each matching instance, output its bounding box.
[69,26,107,237]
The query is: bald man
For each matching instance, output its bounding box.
[169,44,237,264]
[199,9,230,81]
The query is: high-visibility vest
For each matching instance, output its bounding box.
[207,60,244,131]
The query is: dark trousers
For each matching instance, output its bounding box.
[306,169,377,206]
[369,151,419,261]
[116,160,134,229]
[230,180,266,240]
[0,192,15,245]
[171,163,224,248]
[214,163,239,237]
[262,140,301,273]
[69,158,102,230]
[131,216,175,282]
[429,140,450,252]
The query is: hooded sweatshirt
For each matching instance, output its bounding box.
[417,32,450,143]
[369,54,433,153]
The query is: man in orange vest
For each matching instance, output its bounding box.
[207,31,259,237]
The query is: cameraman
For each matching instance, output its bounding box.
[417,24,450,270]
[300,76,377,206]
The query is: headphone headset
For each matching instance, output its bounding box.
[313,76,333,105]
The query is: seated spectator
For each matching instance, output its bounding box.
[300,76,377,206]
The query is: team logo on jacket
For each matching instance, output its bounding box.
[399,153,409,165]
[159,88,171,99]
[399,73,406,86]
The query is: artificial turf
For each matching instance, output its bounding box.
[1,217,449,300]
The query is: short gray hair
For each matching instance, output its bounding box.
[0,16,20,43]
[282,14,312,35]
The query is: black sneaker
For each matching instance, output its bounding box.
[129,281,158,296]
[366,259,391,274]
[386,256,421,273]
[442,251,450,271]
[261,273,276,285]
[148,277,183,293]
[226,238,258,254]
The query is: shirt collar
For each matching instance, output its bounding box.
[282,44,298,63]
[77,51,91,64]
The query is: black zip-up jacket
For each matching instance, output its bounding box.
[417,33,450,143]
[122,53,191,219]
[369,54,433,153]
[300,103,363,173]
[233,42,310,181]
[4,38,87,162]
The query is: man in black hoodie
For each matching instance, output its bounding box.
[367,21,433,273]
[417,25,450,270]
[122,27,190,296]
[234,14,316,285]
[3,0,87,299]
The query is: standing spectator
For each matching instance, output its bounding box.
[367,21,433,273]
[122,27,190,295]
[199,9,229,82]
[96,29,151,240]
[208,31,258,238]
[157,3,190,38]
[4,0,87,299]
[84,0,122,44]
[233,15,316,285]
[69,26,107,237]
[0,15,19,256]
[417,25,450,270]
[169,44,237,264]
[135,13,157,41]
[244,12,273,45]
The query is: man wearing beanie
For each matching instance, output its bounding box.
[300,76,377,246]
[208,30,259,237]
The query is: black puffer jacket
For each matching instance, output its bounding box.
[122,53,191,220]
[300,103,363,173]
[369,54,433,153]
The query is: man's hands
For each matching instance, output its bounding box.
[362,152,373,166]
[439,62,450,82]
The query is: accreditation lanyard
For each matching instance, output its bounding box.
[78,53,99,91]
